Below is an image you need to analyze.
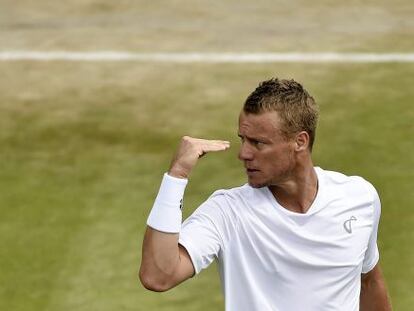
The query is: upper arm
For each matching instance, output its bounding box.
[139,228,194,292]
[164,194,229,288]
[152,244,196,291]
[361,263,384,287]
[360,263,392,311]
[173,244,196,283]
[178,193,234,274]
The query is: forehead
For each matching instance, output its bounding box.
[238,111,283,138]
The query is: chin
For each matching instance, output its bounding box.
[247,179,268,189]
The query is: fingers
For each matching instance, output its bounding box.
[183,136,230,155]
[169,136,230,179]
[199,142,230,153]
[186,137,229,145]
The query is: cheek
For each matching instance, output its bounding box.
[263,150,291,168]
[259,153,280,171]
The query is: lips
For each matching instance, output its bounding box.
[246,168,260,173]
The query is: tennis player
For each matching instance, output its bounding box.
[139,78,392,310]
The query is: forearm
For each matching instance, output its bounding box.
[139,172,188,291]
[360,278,392,311]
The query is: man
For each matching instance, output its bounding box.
[139,78,392,310]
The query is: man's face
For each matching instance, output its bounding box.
[238,110,297,188]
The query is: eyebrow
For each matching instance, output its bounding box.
[238,133,270,143]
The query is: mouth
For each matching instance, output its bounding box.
[246,168,260,174]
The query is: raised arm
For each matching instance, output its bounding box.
[139,136,230,292]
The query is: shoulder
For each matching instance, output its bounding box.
[318,167,379,202]
[319,167,381,222]
[183,184,254,234]
[194,183,258,219]
[209,183,255,203]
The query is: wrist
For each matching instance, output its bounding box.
[168,167,190,179]
[146,173,188,233]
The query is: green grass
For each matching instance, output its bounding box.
[1,0,414,309]
[2,0,414,52]
[0,62,413,310]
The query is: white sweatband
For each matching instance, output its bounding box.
[146,173,188,233]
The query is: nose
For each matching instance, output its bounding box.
[238,141,254,161]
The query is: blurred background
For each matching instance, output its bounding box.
[1,0,413,310]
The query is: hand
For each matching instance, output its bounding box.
[168,136,230,179]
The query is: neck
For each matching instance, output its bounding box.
[268,163,318,214]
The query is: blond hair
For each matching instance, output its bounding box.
[243,78,319,150]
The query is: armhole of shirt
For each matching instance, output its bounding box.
[178,238,202,275]
[177,193,231,275]
[360,178,381,273]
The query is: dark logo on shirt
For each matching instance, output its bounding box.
[343,216,357,234]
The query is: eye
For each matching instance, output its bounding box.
[251,139,264,148]
[238,135,265,148]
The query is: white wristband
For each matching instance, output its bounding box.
[146,173,188,233]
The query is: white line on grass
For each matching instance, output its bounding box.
[1,51,414,62]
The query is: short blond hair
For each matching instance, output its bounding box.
[243,78,319,150]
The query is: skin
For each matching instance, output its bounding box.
[238,110,317,213]
[139,136,230,291]
[139,110,392,310]
[360,264,393,310]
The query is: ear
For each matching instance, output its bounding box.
[294,131,309,152]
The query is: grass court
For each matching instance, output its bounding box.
[1,1,413,310]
